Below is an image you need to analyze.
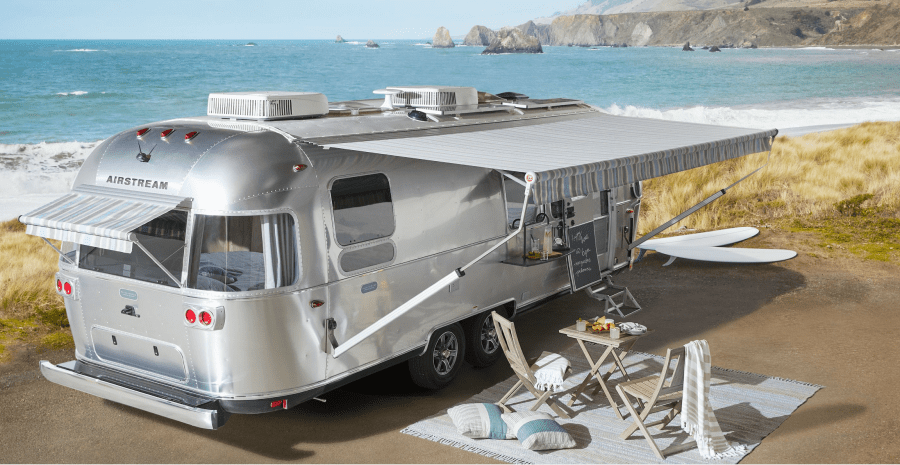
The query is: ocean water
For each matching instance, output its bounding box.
[2,39,900,216]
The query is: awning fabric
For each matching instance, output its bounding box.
[314,112,776,204]
[19,185,188,253]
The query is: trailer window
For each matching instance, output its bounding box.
[188,213,298,292]
[330,173,395,246]
[78,211,187,288]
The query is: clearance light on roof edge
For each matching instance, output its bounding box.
[136,128,150,137]
[184,131,199,142]
[161,128,174,139]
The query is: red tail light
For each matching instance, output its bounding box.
[185,309,196,324]
[63,282,72,295]
[136,128,150,137]
[198,310,212,326]
[184,131,199,141]
[56,279,62,291]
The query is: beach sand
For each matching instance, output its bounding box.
[1,228,898,463]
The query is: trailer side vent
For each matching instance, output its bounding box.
[207,91,329,121]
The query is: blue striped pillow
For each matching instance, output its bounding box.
[447,403,515,439]
[501,411,576,450]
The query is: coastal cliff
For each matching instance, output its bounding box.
[544,8,860,47]
[473,2,899,47]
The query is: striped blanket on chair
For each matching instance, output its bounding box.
[681,340,748,459]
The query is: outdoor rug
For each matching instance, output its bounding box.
[401,346,822,464]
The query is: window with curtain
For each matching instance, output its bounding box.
[188,213,298,292]
[330,173,395,246]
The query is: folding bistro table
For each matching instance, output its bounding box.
[559,324,651,419]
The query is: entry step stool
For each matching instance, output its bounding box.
[584,276,641,318]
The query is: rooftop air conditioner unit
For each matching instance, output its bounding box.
[374,86,479,114]
[207,91,329,120]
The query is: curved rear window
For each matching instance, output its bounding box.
[188,213,298,292]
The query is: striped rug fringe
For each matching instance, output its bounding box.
[400,427,528,464]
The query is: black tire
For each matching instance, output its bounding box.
[408,323,465,390]
[464,311,503,368]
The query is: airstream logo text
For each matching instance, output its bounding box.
[106,176,168,190]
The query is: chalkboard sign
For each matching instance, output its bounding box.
[567,221,602,291]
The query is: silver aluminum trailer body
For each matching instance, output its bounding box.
[22,87,773,429]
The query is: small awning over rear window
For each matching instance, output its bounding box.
[18,185,190,253]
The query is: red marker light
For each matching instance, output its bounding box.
[56,279,62,291]
[198,310,212,326]
[185,309,196,324]
[309,300,324,308]
[184,131,199,141]
[292,164,307,172]
[63,282,72,295]
[161,128,174,139]
[136,128,150,137]
[270,400,285,409]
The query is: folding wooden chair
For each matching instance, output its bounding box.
[491,311,572,419]
[616,346,693,459]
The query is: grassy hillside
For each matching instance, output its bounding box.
[640,121,900,261]
[0,220,70,362]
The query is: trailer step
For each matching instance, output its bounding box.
[584,276,641,318]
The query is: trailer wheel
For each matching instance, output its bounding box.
[409,323,465,390]
[464,311,503,368]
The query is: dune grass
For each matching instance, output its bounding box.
[640,121,900,262]
[0,219,69,361]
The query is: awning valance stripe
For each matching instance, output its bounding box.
[319,112,776,204]
[19,186,187,253]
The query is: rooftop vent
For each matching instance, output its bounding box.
[207,91,328,120]
[373,86,479,114]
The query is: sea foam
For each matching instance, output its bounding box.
[600,98,900,131]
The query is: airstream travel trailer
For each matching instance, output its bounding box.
[21,86,781,430]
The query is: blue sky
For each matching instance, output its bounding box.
[0,0,572,39]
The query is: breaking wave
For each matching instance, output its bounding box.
[56,91,89,96]
[599,97,900,131]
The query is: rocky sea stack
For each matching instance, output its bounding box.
[335,35,346,43]
[709,45,721,52]
[463,26,497,46]
[482,28,543,55]
[682,41,694,51]
[432,27,455,48]
[366,40,379,48]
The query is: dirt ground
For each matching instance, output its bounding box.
[1,229,899,463]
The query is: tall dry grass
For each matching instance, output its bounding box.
[0,219,69,360]
[640,121,900,234]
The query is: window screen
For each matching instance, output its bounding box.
[340,242,395,273]
[78,211,187,288]
[331,173,395,246]
[188,213,298,292]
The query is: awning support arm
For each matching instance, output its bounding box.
[130,234,183,289]
[630,151,770,251]
[41,238,76,266]
[332,175,537,358]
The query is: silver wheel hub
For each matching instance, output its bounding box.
[432,331,459,376]
[480,316,499,354]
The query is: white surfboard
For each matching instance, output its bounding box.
[640,227,759,251]
[653,245,797,264]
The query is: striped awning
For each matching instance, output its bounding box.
[314,112,776,204]
[19,185,189,253]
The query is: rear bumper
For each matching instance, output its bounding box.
[40,360,229,430]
